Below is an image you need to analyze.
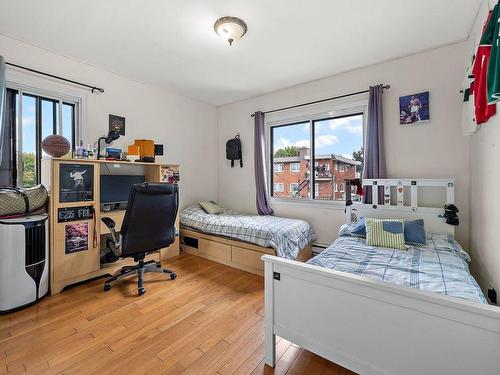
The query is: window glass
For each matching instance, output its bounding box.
[62,103,74,144]
[270,113,363,202]
[273,183,284,193]
[271,122,310,199]
[274,163,284,173]
[290,162,300,172]
[8,90,77,187]
[20,95,37,188]
[41,99,55,142]
[313,114,363,201]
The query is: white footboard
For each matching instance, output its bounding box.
[263,255,500,375]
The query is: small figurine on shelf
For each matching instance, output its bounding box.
[74,140,89,159]
[87,144,97,160]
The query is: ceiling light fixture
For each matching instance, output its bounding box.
[214,16,247,46]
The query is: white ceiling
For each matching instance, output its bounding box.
[0,0,482,105]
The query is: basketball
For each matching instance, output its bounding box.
[41,135,71,157]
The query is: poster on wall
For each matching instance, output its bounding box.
[109,114,126,135]
[65,223,89,254]
[399,91,430,125]
[59,164,94,203]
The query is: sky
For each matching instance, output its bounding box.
[19,94,73,154]
[273,114,363,159]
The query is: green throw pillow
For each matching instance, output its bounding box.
[365,218,406,251]
[199,201,224,214]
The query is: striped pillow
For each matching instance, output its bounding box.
[365,218,406,251]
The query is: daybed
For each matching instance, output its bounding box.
[179,204,315,275]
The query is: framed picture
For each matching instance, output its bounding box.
[399,91,430,125]
[65,223,89,254]
[109,114,126,135]
[59,163,94,203]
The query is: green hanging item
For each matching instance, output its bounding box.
[488,1,500,103]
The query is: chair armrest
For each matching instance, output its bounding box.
[101,217,121,254]
[101,217,116,229]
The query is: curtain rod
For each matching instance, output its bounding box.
[250,84,390,117]
[5,62,104,93]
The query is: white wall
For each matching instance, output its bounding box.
[468,0,500,293]
[0,33,218,208]
[217,42,471,247]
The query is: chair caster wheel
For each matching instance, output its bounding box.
[170,273,177,280]
[138,288,146,296]
[104,284,111,292]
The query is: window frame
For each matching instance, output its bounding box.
[289,182,299,195]
[266,99,367,208]
[273,162,285,173]
[290,162,301,172]
[273,182,284,192]
[6,85,81,187]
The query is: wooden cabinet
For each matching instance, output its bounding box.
[42,158,180,294]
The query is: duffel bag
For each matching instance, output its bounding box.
[0,185,48,218]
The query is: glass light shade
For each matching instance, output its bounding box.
[214,17,247,45]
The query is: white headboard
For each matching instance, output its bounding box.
[346,179,455,236]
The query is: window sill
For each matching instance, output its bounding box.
[269,197,346,210]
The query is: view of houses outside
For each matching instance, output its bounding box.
[271,114,364,201]
[272,147,361,201]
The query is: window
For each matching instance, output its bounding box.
[273,183,284,193]
[6,88,77,187]
[270,112,364,202]
[271,122,310,200]
[274,163,284,173]
[290,162,300,172]
[290,183,299,195]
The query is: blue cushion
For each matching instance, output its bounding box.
[346,217,426,246]
[351,217,366,238]
[403,219,426,246]
[382,221,404,234]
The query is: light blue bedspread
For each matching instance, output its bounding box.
[180,205,316,259]
[307,231,487,304]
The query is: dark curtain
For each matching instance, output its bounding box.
[363,84,386,204]
[0,56,12,187]
[254,111,273,215]
[0,56,5,166]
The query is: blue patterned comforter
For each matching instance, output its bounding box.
[307,231,486,304]
[180,205,315,259]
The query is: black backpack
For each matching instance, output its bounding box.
[226,134,243,168]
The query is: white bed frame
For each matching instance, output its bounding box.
[263,179,500,375]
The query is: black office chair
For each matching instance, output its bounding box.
[101,182,179,295]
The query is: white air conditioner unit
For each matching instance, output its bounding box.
[0,214,49,313]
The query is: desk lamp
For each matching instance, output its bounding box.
[97,130,120,159]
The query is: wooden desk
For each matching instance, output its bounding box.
[42,158,180,294]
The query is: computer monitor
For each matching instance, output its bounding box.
[100,175,145,211]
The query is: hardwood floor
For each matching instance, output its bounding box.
[0,254,356,375]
